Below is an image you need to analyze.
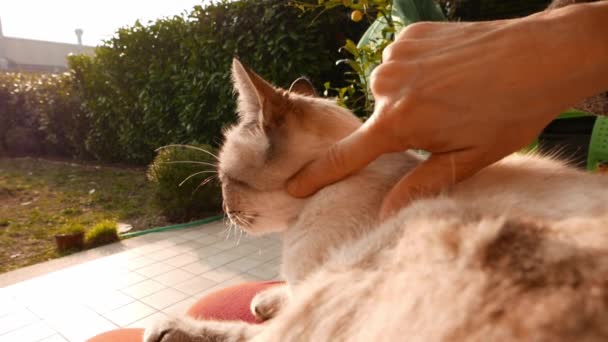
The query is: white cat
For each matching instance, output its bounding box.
[143,58,608,342]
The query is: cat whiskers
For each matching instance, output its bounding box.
[222,210,240,241]
[192,175,218,194]
[160,160,219,168]
[156,144,219,161]
[226,219,237,241]
[221,202,231,238]
[232,213,252,228]
[180,171,217,187]
[154,146,221,189]
[231,215,248,245]
[225,210,256,235]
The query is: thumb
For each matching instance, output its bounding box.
[287,127,390,198]
[379,150,481,220]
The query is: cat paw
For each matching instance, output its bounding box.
[250,286,288,321]
[143,317,191,342]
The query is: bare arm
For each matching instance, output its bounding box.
[288,2,608,219]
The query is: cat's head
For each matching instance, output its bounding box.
[218,58,362,235]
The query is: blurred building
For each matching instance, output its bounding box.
[0,17,94,73]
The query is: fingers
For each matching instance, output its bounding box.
[382,38,444,62]
[386,21,508,63]
[287,127,391,198]
[379,149,483,220]
[395,20,504,41]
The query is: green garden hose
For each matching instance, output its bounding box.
[120,214,223,239]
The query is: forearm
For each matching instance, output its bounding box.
[529,2,608,102]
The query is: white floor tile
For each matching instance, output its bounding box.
[27,300,90,321]
[163,235,190,244]
[153,269,195,287]
[204,251,245,267]
[126,311,168,329]
[83,290,135,314]
[0,321,56,342]
[0,309,39,335]
[200,267,241,283]
[246,250,281,263]
[190,246,223,259]
[164,254,201,268]
[194,234,222,246]
[136,262,175,278]
[37,334,68,342]
[172,275,218,296]
[106,271,147,289]
[43,306,116,342]
[146,248,187,262]
[200,223,229,235]
[131,241,175,254]
[0,221,283,341]
[0,293,23,318]
[246,263,280,280]
[228,244,265,257]
[140,288,188,310]
[180,262,217,275]
[178,231,206,241]
[104,301,156,327]
[223,257,266,272]
[121,279,165,299]
[209,240,244,251]
[175,240,207,251]
[124,256,157,271]
[217,274,264,287]
[161,297,199,316]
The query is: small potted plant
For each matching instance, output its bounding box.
[85,220,119,248]
[54,223,85,252]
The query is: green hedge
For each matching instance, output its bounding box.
[1,0,366,164]
[71,0,366,164]
[0,72,88,159]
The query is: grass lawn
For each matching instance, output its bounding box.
[0,157,169,273]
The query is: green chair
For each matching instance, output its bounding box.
[533,110,607,171]
[587,115,608,172]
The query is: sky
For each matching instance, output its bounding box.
[0,0,207,46]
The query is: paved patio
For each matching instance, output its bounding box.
[0,221,282,341]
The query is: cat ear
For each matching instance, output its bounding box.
[289,77,317,97]
[231,58,285,129]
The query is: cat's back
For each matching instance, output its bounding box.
[446,153,608,221]
[361,153,608,341]
[274,153,608,341]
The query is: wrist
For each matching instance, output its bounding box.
[529,2,608,91]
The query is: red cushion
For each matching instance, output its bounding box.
[86,281,284,342]
[187,281,283,323]
[87,328,143,342]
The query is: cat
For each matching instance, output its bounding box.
[143,56,608,341]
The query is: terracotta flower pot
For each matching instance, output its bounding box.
[55,231,85,252]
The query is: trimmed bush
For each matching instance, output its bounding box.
[1,1,367,164]
[0,72,89,159]
[148,145,222,222]
[57,222,85,235]
[67,0,367,164]
[85,220,119,247]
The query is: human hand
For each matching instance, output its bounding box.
[287,3,608,220]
